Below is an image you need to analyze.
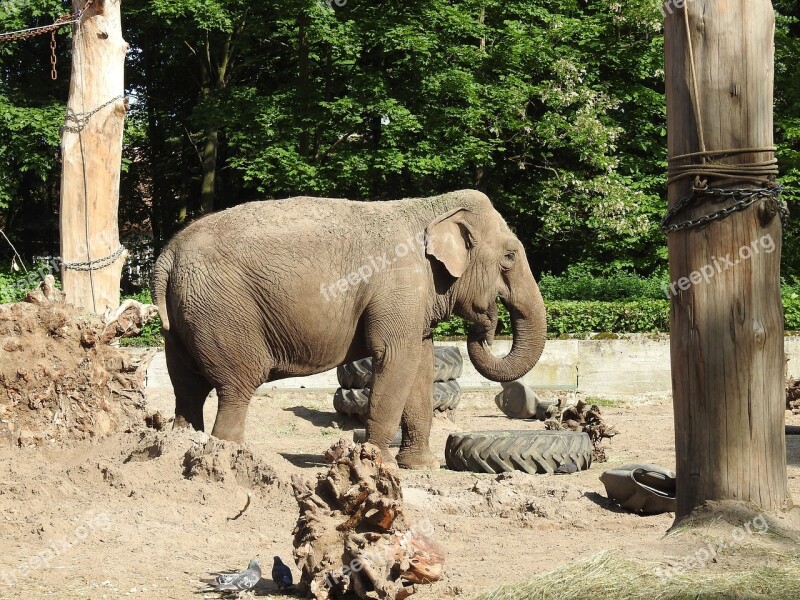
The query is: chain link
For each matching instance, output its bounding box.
[50,30,57,79]
[662,186,788,234]
[62,245,126,272]
[62,95,125,134]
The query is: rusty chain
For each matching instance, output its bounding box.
[0,13,79,43]
[50,30,57,79]
[661,185,788,234]
[0,0,96,79]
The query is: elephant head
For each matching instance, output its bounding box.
[426,196,547,382]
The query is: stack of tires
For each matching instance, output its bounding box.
[333,346,463,419]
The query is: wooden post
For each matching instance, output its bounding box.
[665,0,791,520]
[59,0,128,314]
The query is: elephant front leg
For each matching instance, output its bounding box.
[396,337,439,470]
[365,344,420,467]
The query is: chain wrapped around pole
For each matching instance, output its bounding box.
[662,184,788,234]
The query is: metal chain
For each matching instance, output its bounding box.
[50,30,57,79]
[0,0,95,79]
[0,13,79,43]
[662,186,788,234]
[63,95,125,134]
[62,245,126,271]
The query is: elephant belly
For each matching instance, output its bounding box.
[265,317,369,381]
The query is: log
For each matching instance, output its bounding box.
[292,442,444,600]
[59,0,128,314]
[665,0,791,520]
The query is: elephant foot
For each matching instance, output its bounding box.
[396,448,440,470]
[173,416,194,430]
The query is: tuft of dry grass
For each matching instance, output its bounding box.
[472,550,800,600]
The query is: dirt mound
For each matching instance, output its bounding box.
[183,435,286,489]
[0,285,154,447]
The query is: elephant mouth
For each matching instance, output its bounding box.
[468,297,501,347]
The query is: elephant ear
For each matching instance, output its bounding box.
[425,208,477,278]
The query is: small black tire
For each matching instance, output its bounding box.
[333,380,461,416]
[352,428,402,448]
[433,380,461,412]
[336,346,464,388]
[444,430,592,475]
[332,387,370,417]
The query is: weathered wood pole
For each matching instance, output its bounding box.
[59,0,128,313]
[665,0,791,520]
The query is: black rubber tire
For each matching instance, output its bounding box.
[333,381,461,416]
[332,387,370,417]
[336,358,373,389]
[352,428,402,447]
[336,347,464,388]
[444,430,592,475]
[432,380,461,412]
[433,346,464,381]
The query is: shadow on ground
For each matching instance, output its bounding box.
[285,405,360,430]
[582,491,636,515]
[787,433,800,466]
[280,452,329,469]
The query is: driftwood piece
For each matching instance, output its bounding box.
[292,443,444,600]
[101,299,159,344]
[23,275,65,305]
[545,399,618,462]
[787,379,800,414]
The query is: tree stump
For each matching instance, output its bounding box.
[292,443,444,600]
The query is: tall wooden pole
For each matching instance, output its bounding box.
[59,0,128,313]
[665,0,791,520]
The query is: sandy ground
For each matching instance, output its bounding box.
[1,386,799,600]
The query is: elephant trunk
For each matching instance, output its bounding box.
[467,274,547,382]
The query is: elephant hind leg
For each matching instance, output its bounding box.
[165,332,213,431]
[211,383,258,444]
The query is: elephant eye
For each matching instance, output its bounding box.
[501,251,516,270]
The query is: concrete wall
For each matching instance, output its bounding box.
[143,336,800,398]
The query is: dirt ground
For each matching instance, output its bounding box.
[1,381,799,600]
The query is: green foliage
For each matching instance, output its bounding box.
[4,0,800,317]
[0,261,59,303]
[544,300,669,334]
[119,290,165,347]
[538,265,668,301]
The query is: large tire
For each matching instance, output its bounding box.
[336,358,373,389]
[336,346,464,388]
[332,387,370,417]
[444,430,592,475]
[333,381,461,416]
[433,346,463,381]
[432,380,461,412]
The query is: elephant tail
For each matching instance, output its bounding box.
[151,247,173,332]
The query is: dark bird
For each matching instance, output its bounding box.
[202,559,261,593]
[555,462,578,475]
[272,556,294,590]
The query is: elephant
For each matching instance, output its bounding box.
[151,189,547,469]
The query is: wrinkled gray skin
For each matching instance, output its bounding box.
[152,190,547,469]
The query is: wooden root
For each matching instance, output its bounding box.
[292,442,445,600]
[101,299,159,344]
